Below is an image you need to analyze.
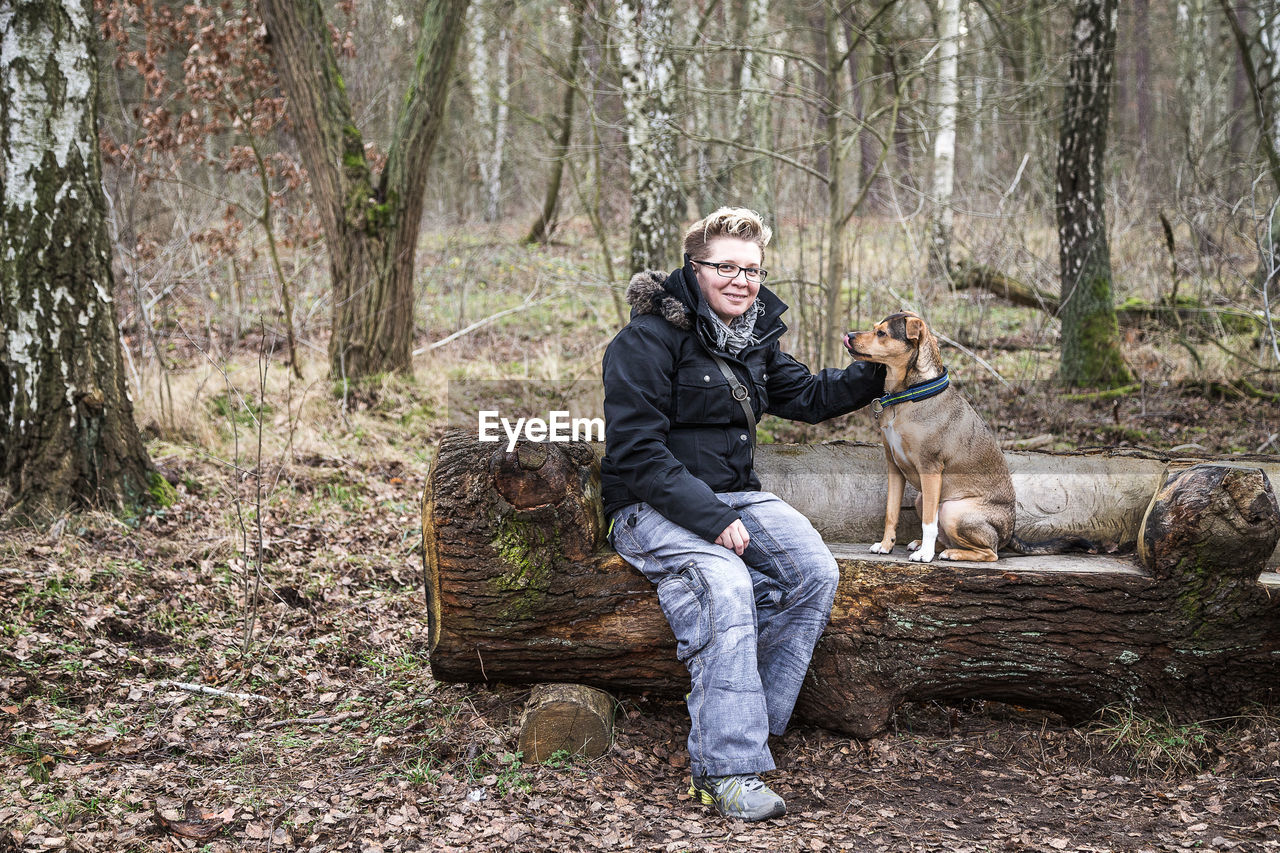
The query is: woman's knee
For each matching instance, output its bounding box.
[809,552,840,592]
[701,555,755,609]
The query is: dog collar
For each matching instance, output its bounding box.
[872,368,949,415]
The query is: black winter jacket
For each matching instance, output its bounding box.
[601,261,886,542]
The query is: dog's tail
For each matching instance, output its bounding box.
[1004,533,1102,556]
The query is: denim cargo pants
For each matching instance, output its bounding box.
[610,491,840,778]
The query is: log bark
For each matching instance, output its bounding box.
[517,683,614,763]
[423,431,1280,738]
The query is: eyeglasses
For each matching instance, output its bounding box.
[691,258,768,282]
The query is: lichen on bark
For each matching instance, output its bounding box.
[1,0,156,522]
[1054,0,1131,389]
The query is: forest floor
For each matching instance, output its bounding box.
[2,371,1280,852]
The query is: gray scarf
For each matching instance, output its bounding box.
[707,297,763,356]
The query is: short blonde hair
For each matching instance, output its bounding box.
[683,207,772,263]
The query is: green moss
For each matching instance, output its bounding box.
[341,123,365,171]
[365,199,395,232]
[1061,283,1132,388]
[147,471,177,508]
[490,515,556,620]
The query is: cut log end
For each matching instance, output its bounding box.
[1139,463,1280,585]
[517,683,615,763]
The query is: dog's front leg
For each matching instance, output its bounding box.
[871,452,905,554]
[909,471,942,563]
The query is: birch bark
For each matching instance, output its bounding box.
[470,2,512,223]
[613,0,682,274]
[927,0,960,277]
[1,0,157,519]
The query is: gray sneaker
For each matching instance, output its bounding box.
[689,774,786,821]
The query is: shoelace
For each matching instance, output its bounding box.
[713,774,765,792]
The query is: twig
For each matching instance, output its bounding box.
[413,292,551,355]
[933,329,1011,388]
[156,681,271,703]
[262,710,365,730]
[1062,383,1142,403]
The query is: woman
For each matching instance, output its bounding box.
[601,207,885,821]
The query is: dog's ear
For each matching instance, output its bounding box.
[904,315,926,344]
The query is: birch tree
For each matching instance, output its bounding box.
[613,0,683,274]
[1,0,159,520]
[258,0,469,380]
[470,0,513,223]
[1055,0,1130,387]
[733,0,773,213]
[927,0,961,277]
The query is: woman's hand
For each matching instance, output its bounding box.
[716,519,750,556]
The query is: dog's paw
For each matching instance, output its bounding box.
[869,541,894,554]
[906,539,921,552]
[908,546,935,563]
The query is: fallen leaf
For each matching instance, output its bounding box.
[152,805,224,841]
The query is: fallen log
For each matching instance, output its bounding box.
[422,431,1280,738]
[952,260,1261,335]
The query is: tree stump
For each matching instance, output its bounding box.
[517,683,615,763]
[423,431,1280,738]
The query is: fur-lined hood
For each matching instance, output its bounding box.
[625,269,694,330]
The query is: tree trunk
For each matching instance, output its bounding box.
[1220,0,1280,194]
[927,0,960,277]
[1133,0,1152,155]
[1228,1,1253,175]
[613,0,682,274]
[1055,0,1131,388]
[887,48,917,195]
[731,0,771,211]
[469,1,512,224]
[525,5,586,245]
[424,433,1280,739]
[1,0,158,522]
[820,0,844,370]
[1219,0,1280,290]
[843,5,885,214]
[259,0,468,380]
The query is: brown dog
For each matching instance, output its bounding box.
[843,311,1018,562]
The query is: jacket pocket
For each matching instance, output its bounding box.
[655,561,713,661]
[674,367,731,424]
